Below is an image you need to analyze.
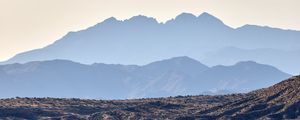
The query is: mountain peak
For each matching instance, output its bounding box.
[164,12,228,28]
[101,17,119,24]
[233,61,269,69]
[143,56,209,72]
[168,56,197,62]
[155,56,196,63]
[198,12,213,17]
[176,13,197,19]
[126,15,158,24]
[197,12,225,25]
[167,13,197,23]
[235,61,258,65]
[92,17,120,28]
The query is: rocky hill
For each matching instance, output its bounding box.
[0,76,299,119]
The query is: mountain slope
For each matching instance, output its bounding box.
[0,60,132,99]
[201,75,300,119]
[201,47,300,75]
[125,56,210,98]
[195,61,290,92]
[0,57,290,99]
[0,76,299,119]
[2,12,300,74]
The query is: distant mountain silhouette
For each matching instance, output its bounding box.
[201,47,300,74]
[0,57,290,99]
[196,61,290,92]
[1,12,300,74]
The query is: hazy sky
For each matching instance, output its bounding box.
[0,0,299,61]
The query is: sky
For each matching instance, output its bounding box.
[0,0,299,61]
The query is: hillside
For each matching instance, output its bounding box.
[0,76,299,119]
[0,57,290,99]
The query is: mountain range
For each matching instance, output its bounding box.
[0,56,290,99]
[1,12,300,74]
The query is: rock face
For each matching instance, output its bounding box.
[0,76,299,119]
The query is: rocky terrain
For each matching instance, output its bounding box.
[0,75,299,120]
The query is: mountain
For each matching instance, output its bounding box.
[202,75,300,119]
[1,12,300,74]
[201,47,300,75]
[124,56,210,98]
[0,60,132,99]
[196,61,291,92]
[0,56,290,99]
[0,76,299,119]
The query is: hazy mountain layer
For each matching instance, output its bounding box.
[201,47,300,75]
[2,12,300,74]
[0,57,290,99]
